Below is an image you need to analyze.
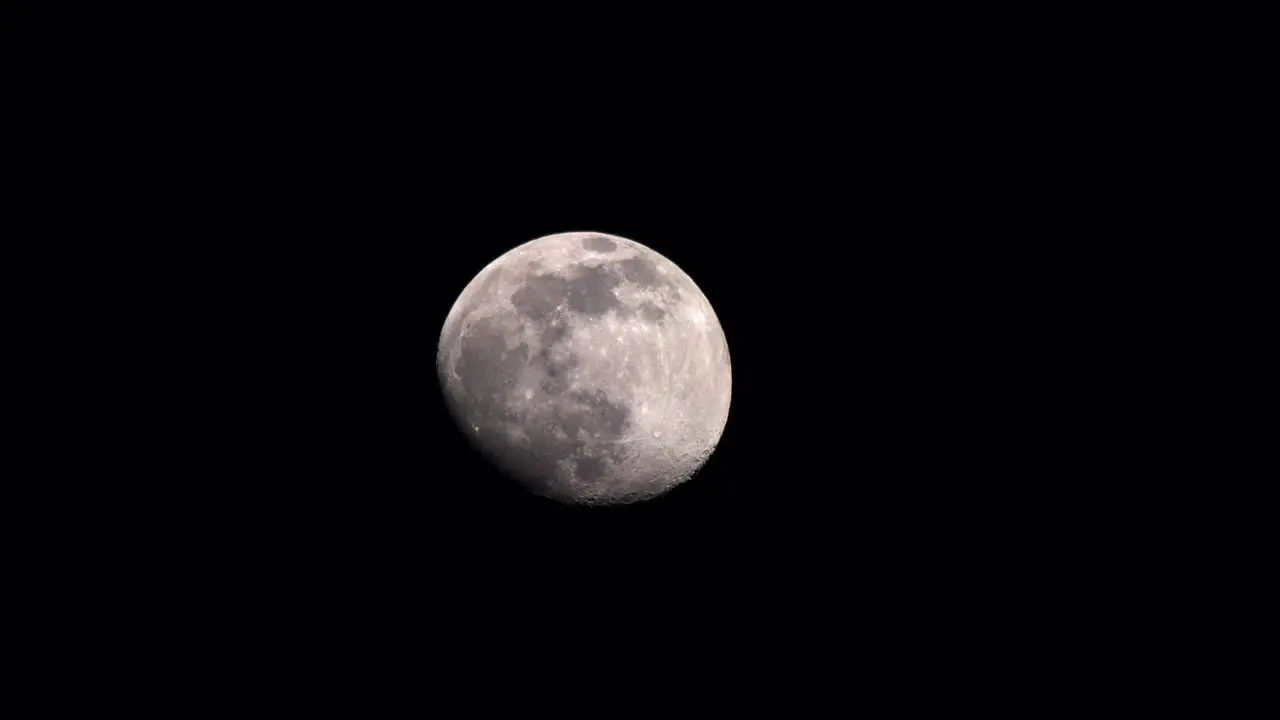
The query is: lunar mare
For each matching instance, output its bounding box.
[437,232,732,505]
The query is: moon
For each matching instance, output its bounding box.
[437,231,732,506]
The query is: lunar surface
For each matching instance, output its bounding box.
[437,232,732,505]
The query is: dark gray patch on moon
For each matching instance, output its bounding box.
[582,235,617,252]
[507,388,633,496]
[638,302,667,322]
[451,311,635,498]
[467,252,672,493]
[443,274,509,363]
[616,255,665,288]
[455,317,530,421]
[510,274,570,321]
[571,388,629,438]
[574,456,606,483]
[563,264,623,316]
[540,317,569,346]
[541,375,570,396]
[512,264,626,320]
[535,343,577,395]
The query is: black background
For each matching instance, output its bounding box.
[5,2,1092,697]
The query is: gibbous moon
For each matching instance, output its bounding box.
[437,231,732,506]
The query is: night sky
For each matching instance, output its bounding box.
[6,4,1086,698]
